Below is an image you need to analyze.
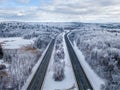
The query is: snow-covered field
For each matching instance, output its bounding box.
[0,37,35,49]
[42,33,78,90]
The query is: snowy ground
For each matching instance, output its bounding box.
[42,33,78,90]
[72,40,105,90]
[0,37,35,49]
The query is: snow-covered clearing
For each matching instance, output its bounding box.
[0,37,35,49]
[42,33,78,90]
[72,40,105,90]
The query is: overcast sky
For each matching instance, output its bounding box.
[0,0,120,22]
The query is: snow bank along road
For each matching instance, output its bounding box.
[27,39,55,90]
[65,33,93,90]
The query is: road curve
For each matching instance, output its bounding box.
[27,39,55,90]
[65,33,93,90]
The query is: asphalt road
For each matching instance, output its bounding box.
[27,39,55,90]
[27,33,93,90]
[65,33,93,90]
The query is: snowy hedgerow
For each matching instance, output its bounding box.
[53,34,65,81]
[53,59,65,81]
[54,48,65,60]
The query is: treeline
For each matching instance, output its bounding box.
[0,22,63,38]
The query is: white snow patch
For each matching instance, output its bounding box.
[72,40,105,90]
[0,37,35,49]
[42,33,78,90]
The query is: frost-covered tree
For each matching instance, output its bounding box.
[68,26,120,90]
[53,59,65,81]
[34,34,53,50]
[53,34,65,81]
[0,22,62,38]
[1,48,40,90]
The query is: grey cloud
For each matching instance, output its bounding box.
[1,0,120,22]
[40,0,120,17]
[0,7,37,21]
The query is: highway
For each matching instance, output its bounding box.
[27,33,93,90]
[65,33,93,90]
[27,39,55,90]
